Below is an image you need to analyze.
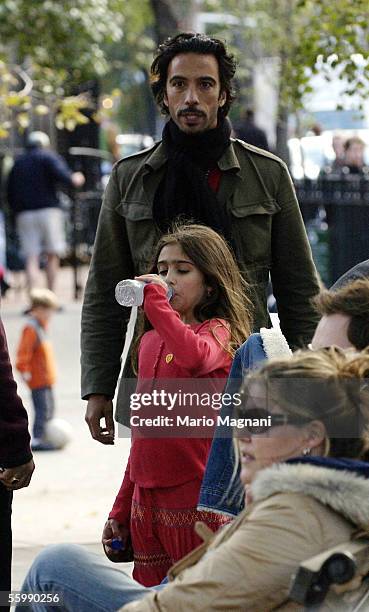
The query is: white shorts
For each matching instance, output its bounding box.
[16,208,67,258]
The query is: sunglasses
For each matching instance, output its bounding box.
[234,407,309,436]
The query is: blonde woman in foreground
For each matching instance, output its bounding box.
[19,348,369,611]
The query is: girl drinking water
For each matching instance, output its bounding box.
[102,223,252,586]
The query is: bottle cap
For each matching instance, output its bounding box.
[111,537,124,551]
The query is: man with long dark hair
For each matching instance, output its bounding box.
[82,33,319,445]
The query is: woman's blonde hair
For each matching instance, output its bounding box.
[240,347,369,460]
[132,223,253,372]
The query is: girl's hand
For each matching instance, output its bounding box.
[102,518,129,559]
[135,274,168,292]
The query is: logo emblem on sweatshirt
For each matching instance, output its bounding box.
[165,353,174,364]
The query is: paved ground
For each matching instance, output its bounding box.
[2,266,132,590]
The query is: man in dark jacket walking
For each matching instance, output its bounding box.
[7,131,84,292]
[0,316,34,610]
[81,33,320,443]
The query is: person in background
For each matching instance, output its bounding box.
[16,289,59,451]
[233,108,269,151]
[17,348,369,612]
[0,315,34,612]
[6,131,84,292]
[343,136,367,174]
[331,134,346,170]
[310,277,369,351]
[310,123,323,136]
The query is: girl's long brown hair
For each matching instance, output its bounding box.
[132,223,252,372]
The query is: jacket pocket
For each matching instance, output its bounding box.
[230,198,279,268]
[230,198,281,217]
[120,200,153,221]
[119,200,158,274]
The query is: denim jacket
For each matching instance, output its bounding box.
[198,329,291,517]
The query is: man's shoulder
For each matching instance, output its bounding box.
[114,141,162,172]
[232,138,286,167]
[23,148,59,166]
[37,149,62,164]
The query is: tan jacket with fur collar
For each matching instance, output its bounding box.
[121,463,369,611]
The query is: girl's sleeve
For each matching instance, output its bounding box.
[143,284,230,374]
[108,454,134,526]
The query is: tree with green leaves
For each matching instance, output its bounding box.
[202,0,369,158]
[0,0,201,143]
[0,0,153,139]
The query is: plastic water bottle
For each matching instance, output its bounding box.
[115,279,173,307]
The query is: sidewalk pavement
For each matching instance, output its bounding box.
[1,266,132,589]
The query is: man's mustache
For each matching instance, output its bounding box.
[178,108,205,117]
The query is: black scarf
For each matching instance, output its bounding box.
[153,118,232,241]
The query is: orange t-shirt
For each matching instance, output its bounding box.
[16,320,56,389]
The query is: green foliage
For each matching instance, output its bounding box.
[0,0,153,138]
[0,0,127,81]
[203,0,369,117]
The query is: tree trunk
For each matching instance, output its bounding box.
[149,0,197,46]
[276,105,290,164]
[275,0,292,165]
[148,0,197,136]
[149,0,179,46]
[143,69,159,138]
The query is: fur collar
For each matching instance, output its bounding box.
[259,327,292,360]
[251,462,369,528]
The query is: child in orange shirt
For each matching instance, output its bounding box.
[16,289,58,451]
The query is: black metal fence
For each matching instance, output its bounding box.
[295,174,369,286]
[69,190,102,257]
[67,189,103,298]
[4,166,369,297]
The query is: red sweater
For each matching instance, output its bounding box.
[110,283,232,524]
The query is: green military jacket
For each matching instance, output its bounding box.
[81,139,319,422]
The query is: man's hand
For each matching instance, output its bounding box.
[71,171,85,188]
[85,394,115,444]
[0,459,35,490]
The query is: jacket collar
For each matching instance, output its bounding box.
[144,139,241,173]
[259,327,292,360]
[251,461,369,529]
[218,140,241,171]
[144,142,167,171]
